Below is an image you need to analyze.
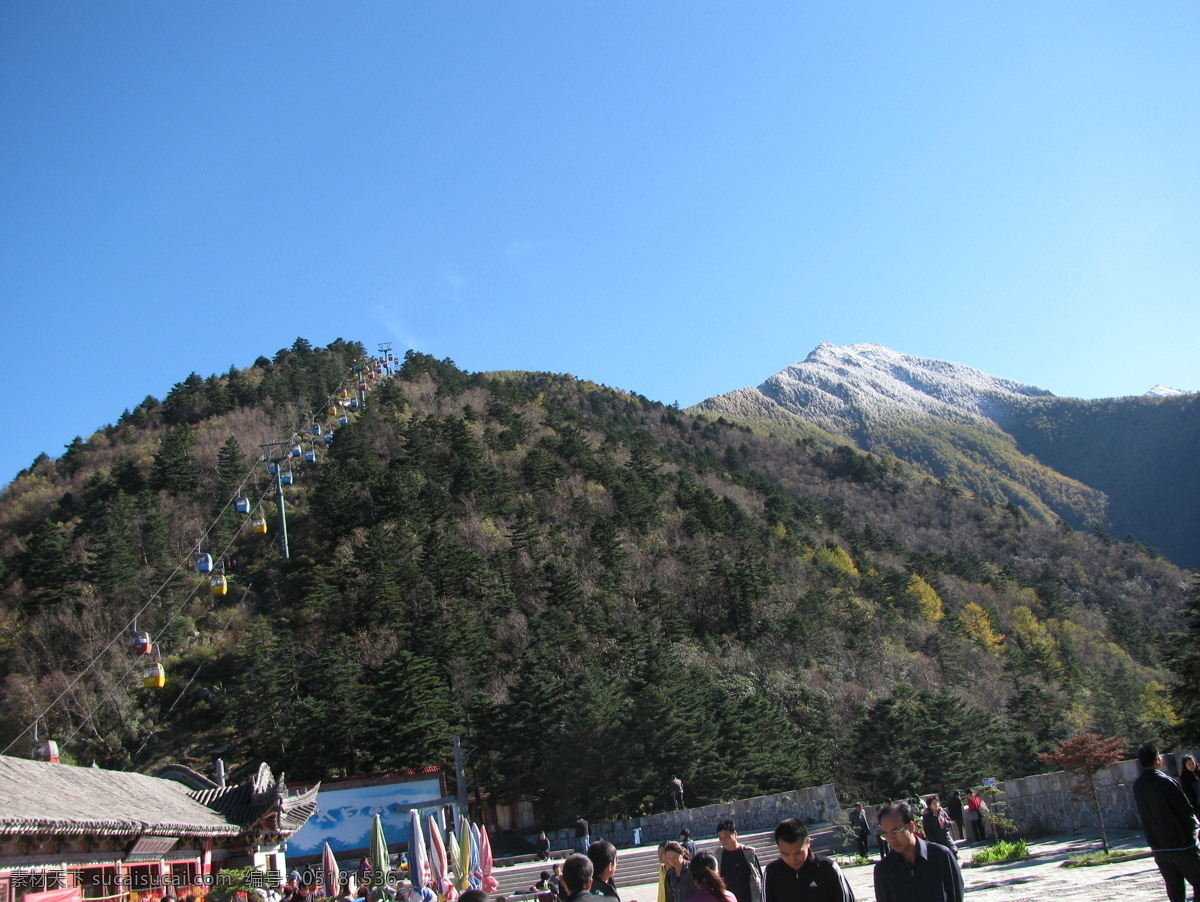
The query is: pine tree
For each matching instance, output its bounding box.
[150,425,199,496]
[1168,577,1200,745]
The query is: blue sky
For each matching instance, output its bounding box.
[2,1,1198,485]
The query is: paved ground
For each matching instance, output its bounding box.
[496,826,1183,902]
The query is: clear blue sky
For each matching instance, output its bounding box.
[3,1,1198,485]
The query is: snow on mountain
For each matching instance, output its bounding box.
[1144,384,1188,397]
[753,342,1053,432]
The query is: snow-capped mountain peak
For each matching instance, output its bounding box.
[1144,384,1188,397]
[761,342,1053,430]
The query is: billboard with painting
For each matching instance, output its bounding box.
[288,769,447,862]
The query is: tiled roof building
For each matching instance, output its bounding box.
[0,755,317,902]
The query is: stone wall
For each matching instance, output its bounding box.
[533,784,843,850]
[999,749,1198,837]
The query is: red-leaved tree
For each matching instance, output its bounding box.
[1038,733,1127,852]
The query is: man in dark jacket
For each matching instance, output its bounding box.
[763,818,853,902]
[847,805,870,859]
[1132,742,1200,902]
[716,818,764,902]
[873,802,963,902]
[587,841,620,901]
[561,854,601,902]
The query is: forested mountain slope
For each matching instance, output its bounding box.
[0,340,1190,823]
[693,342,1198,568]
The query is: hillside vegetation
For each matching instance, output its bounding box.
[0,340,1191,823]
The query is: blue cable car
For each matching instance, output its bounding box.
[281,469,294,485]
[323,432,335,444]
[267,463,278,475]
[195,553,213,573]
[338,415,350,426]
[311,424,322,436]
[235,497,251,514]
[350,398,360,409]
[290,444,302,457]
[304,449,318,463]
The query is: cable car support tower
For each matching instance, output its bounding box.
[259,441,293,559]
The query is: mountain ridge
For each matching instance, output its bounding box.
[691,343,1197,568]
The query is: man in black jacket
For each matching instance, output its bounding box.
[1132,742,1200,902]
[560,854,601,902]
[587,841,620,901]
[763,818,853,902]
[873,802,963,902]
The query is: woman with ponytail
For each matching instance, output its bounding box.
[688,852,736,902]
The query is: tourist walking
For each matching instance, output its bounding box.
[688,852,736,902]
[714,818,763,902]
[944,792,965,841]
[671,776,686,811]
[680,829,698,858]
[921,797,957,858]
[1180,754,1199,811]
[874,805,889,860]
[559,855,598,902]
[873,802,963,902]
[1132,742,1200,902]
[575,816,591,854]
[662,841,697,902]
[763,818,854,902]
[588,841,620,901]
[964,791,987,843]
[848,804,870,858]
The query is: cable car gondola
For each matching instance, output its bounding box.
[323,432,335,444]
[130,631,153,655]
[235,496,251,514]
[290,444,303,457]
[195,553,213,573]
[143,663,166,689]
[311,424,323,436]
[251,517,268,534]
[209,574,227,596]
[304,448,318,463]
[281,469,294,485]
[30,740,60,763]
[338,415,349,426]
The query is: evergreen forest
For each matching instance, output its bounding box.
[0,339,1194,826]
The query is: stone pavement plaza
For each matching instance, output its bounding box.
[510,826,1182,902]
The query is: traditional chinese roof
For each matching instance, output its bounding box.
[0,755,240,838]
[188,764,320,835]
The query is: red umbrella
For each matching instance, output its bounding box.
[477,826,498,894]
[322,843,340,899]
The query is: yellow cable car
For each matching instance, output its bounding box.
[143,663,166,689]
[251,517,268,535]
[209,575,228,596]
